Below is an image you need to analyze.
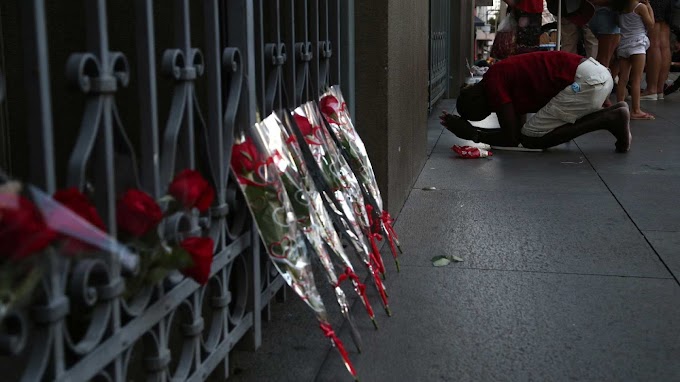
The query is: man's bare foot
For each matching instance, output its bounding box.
[612,105,632,152]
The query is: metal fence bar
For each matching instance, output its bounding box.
[428,0,450,111]
[135,0,162,198]
[21,0,55,192]
[0,0,353,380]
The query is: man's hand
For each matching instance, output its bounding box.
[439,111,479,141]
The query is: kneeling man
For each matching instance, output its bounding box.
[441,51,631,152]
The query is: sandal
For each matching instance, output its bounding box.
[630,112,655,120]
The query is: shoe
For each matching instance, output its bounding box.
[664,80,680,95]
[657,93,664,100]
[640,93,658,101]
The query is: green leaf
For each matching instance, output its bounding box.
[431,255,451,267]
[147,267,171,285]
[157,195,175,204]
[431,255,463,267]
[155,247,193,270]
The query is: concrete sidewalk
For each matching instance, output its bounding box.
[229,98,680,381]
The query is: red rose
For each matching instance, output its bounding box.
[116,189,163,237]
[0,193,56,260]
[168,169,215,213]
[294,113,316,137]
[319,95,340,120]
[294,113,325,147]
[231,137,262,174]
[180,237,214,284]
[53,188,106,255]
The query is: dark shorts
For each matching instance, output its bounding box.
[651,0,673,24]
[589,7,621,35]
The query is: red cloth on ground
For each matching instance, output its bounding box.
[482,51,583,115]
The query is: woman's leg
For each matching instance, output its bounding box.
[596,34,621,69]
[657,22,672,95]
[645,23,661,95]
[597,34,621,106]
[617,57,632,103]
[630,53,652,117]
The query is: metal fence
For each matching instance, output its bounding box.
[428,0,451,111]
[0,0,353,380]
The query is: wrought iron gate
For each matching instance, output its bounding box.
[0,0,353,380]
[428,0,451,111]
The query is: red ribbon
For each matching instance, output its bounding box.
[381,211,400,260]
[368,232,386,275]
[364,205,386,274]
[335,267,375,319]
[319,322,357,378]
[371,266,390,308]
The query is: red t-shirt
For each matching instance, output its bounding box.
[513,0,543,13]
[482,51,583,115]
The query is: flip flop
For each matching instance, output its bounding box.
[630,113,655,120]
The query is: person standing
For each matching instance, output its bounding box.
[560,0,600,57]
[640,0,673,100]
[503,0,545,54]
[589,1,621,106]
[614,0,656,119]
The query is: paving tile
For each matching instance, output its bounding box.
[597,173,680,231]
[416,147,608,194]
[643,230,680,280]
[392,189,670,278]
[229,262,356,382]
[576,131,680,176]
[635,102,680,125]
[317,268,680,382]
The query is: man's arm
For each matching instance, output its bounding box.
[494,103,522,147]
[440,104,522,147]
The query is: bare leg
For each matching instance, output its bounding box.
[521,102,631,152]
[617,57,632,103]
[645,23,661,95]
[596,34,621,107]
[629,54,652,117]
[610,55,620,81]
[657,22,672,95]
[596,34,620,69]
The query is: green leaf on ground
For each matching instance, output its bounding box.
[431,255,464,267]
[431,255,451,267]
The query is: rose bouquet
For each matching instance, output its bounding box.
[0,174,145,320]
[256,112,377,335]
[319,86,402,271]
[118,169,216,293]
[0,180,57,319]
[289,102,390,316]
[0,168,215,320]
[231,128,357,379]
